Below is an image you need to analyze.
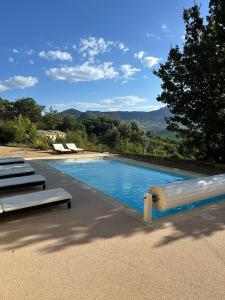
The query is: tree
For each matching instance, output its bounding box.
[0,98,14,120]
[58,115,82,132]
[42,107,61,130]
[0,120,16,144]
[13,98,45,123]
[154,0,225,162]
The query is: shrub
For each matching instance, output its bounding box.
[32,136,50,150]
[65,130,87,148]
[0,120,17,144]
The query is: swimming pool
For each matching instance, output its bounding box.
[49,157,225,218]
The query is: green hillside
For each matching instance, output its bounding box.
[60,106,171,135]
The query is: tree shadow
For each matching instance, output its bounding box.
[1,199,225,254]
[1,159,225,254]
[0,201,153,254]
[153,203,225,248]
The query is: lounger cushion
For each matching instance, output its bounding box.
[0,156,24,165]
[66,143,84,151]
[53,144,71,152]
[0,175,45,188]
[1,188,72,212]
[0,156,23,159]
[0,166,35,178]
[0,163,31,170]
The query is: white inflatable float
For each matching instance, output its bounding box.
[143,173,225,222]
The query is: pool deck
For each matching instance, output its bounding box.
[1,155,225,299]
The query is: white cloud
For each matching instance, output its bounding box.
[53,101,105,111]
[165,33,175,38]
[0,76,38,92]
[116,42,129,52]
[134,51,145,60]
[146,33,155,38]
[146,33,161,40]
[102,96,146,106]
[39,50,73,61]
[79,37,113,61]
[29,60,34,64]
[8,57,14,63]
[134,51,161,68]
[161,24,168,31]
[120,64,140,80]
[161,24,175,38]
[181,32,186,40]
[46,62,118,82]
[12,48,19,53]
[53,96,158,112]
[142,56,161,68]
[26,49,34,55]
[79,37,129,62]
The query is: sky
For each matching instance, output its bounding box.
[0,0,209,112]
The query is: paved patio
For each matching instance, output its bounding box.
[1,157,225,299]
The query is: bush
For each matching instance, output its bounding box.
[65,130,87,148]
[14,115,39,145]
[32,136,50,150]
[0,120,16,144]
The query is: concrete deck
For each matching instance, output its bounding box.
[1,158,225,299]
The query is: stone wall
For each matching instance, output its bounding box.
[118,153,225,175]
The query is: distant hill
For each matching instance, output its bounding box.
[60,106,171,135]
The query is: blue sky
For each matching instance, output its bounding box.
[0,0,208,112]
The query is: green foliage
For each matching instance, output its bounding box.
[154,0,225,162]
[0,115,49,150]
[14,115,39,145]
[60,106,171,135]
[42,107,61,130]
[0,98,14,120]
[58,115,84,132]
[32,135,50,150]
[65,130,87,148]
[0,97,44,125]
[13,98,45,124]
[0,120,16,144]
[0,97,183,158]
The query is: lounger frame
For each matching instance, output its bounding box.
[66,143,84,153]
[1,198,71,215]
[53,150,71,154]
[53,144,72,154]
[0,170,35,179]
[0,159,24,165]
[0,180,46,191]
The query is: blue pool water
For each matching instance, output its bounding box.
[49,158,225,218]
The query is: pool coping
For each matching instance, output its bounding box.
[42,154,205,178]
[108,156,205,178]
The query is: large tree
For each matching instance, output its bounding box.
[0,98,14,120]
[42,107,61,130]
[13,98,45,124]
[154,0,225,162]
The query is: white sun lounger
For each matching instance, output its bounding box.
[0,166,35,179]
[53,144,72,154]
[0,175,46,191]
[66,143,84,152]
[0,156,24,165]
[0,188,72,213]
